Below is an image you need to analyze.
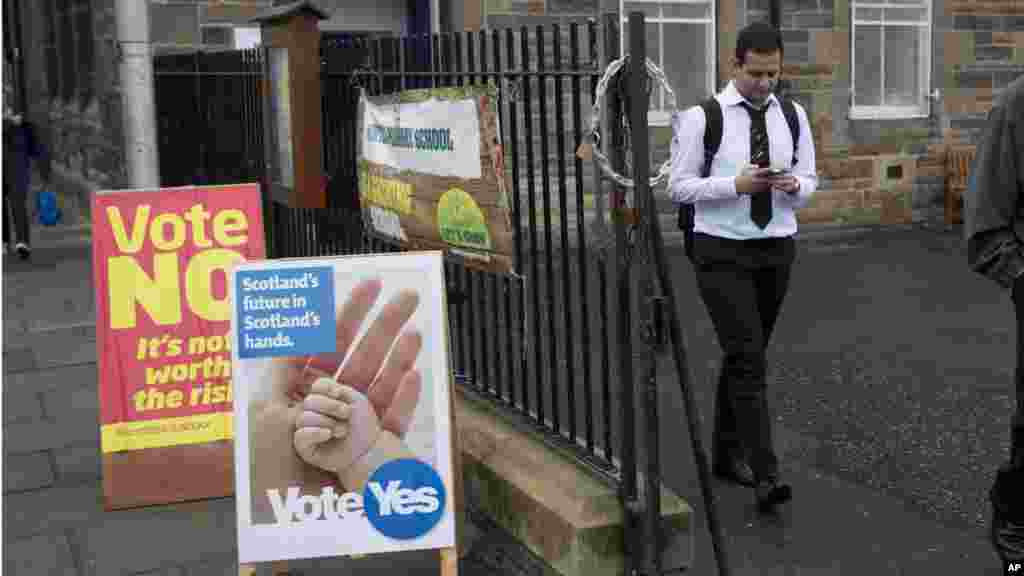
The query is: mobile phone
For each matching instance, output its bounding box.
[765,167,790,176]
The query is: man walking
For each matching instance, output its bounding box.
[667,21,818,512]
[3,53,37,259]
[964,74,1024,567]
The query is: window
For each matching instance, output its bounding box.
[232,27,262,50]
[851,0,932,119]
[621,0,717,125]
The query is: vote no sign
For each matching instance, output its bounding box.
[91,183,265,510]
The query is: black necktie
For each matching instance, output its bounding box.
[742,102,772,229]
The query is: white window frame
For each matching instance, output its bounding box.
[620,0,717,126]
[850,0,933,120]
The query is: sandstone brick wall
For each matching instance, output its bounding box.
[733,0,1024,226]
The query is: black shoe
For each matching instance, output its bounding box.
[15,242,30,260]
[755,478,793,514]
[713,456,757,487]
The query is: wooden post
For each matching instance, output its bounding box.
[253,0,329,209]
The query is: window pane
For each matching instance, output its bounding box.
[884,26,922,107]
[647,23,660,109]
[853,25,883,106]
[202,26,233,47]
[623,2,661,18]
[854,7,883,21]
[884,7,927,22]
[662,22,709,109]
[662,3,711,20]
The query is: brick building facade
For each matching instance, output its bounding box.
[486,0,1022,226]
[738,0,1024,225]
[9,0,1021,227]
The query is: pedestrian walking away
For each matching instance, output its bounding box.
[964,73,1024,568]
[2,54,42,260]
[667,21,818,513]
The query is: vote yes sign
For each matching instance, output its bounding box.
[92,183,265,509]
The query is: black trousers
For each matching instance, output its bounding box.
[692,232,795,482]
[3,126,31,246]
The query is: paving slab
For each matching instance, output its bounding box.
[78,498,238,575]
[4,363,98,394]
[4,383,45,424]
[4,484,108,540]
[4,347,38,373]
[4,532,77,576]
[4,451,56,493]
[30,337,97,370]
[4,417,90,454]
[52,440,103,485]
[41,382,101,435]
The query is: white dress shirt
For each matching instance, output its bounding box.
[666,81,818,240]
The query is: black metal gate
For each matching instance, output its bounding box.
[317,21,628,484]
[150,17,700,574]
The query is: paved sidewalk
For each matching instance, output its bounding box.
[3,219,1015,575]
[661,222,1011,575]
[1,226,498,576]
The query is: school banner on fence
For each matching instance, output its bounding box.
[358,84,515,274]
[91,183,265,510]
[230,252,456,563]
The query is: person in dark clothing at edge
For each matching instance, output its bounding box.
[964,74,1024,567]
[3,54,41,260]
[668,21,818,513]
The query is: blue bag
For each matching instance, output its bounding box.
[36,189,61,226]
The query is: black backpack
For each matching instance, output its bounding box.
[677,97,802,260]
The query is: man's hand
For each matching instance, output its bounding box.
[249,278,423,515]
[769,174,800,196]
[735,165,773,196]
[293,280,422,438]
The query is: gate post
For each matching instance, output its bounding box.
[625,12,661,576]
[601,10,644,576]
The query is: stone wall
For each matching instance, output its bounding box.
[739,0,1024,226]
[19,0,126,225]
[17,0,275,225]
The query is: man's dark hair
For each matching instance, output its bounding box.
[735,21,784,64]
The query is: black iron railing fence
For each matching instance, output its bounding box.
[154,49,266,188]
[152,22,626,485]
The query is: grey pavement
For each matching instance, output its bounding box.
[1,225,486,576]
[658,221,1012,575]
[3,217,1016,575]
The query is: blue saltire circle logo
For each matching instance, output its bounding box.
[363,458,446,540]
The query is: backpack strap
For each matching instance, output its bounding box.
[700,97,723,178]
[779,97,801,167]
[677,97,724,260]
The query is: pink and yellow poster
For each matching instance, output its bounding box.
[91,183,265,509]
